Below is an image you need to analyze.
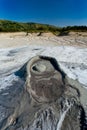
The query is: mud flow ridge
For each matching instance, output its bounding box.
[0,56,87,130]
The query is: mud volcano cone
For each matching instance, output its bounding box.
[0,56,86,130]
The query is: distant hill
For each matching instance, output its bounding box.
[0,20,61,33]
[0,20,87,35]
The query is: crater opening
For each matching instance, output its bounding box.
[32,63,46,73]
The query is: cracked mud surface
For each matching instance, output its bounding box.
[0,56,87,130]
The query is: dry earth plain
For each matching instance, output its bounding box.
[0,32,87,130]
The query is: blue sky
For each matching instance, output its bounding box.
[0,0,87,26]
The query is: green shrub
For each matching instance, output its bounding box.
[0,20,87,34]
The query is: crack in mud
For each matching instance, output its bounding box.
[0,56,87,130]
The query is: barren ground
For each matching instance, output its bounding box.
[0,32,87,129]
[0,32,87,48]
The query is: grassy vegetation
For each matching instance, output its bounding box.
[0,20,87,35]
[0,20,61,33]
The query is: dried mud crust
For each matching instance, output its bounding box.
[29,59,64,102]
[0,56,87,130]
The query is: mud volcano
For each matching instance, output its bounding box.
[0,56,86,130]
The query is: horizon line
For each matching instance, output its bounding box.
[0,18,87,28]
